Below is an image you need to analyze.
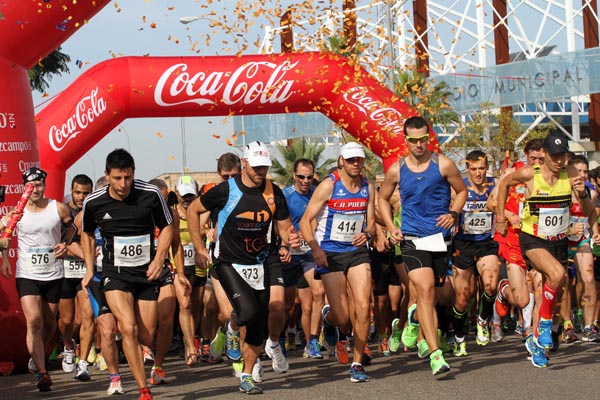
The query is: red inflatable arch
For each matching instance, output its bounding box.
[36,52,441,200]
[0,0,111,373]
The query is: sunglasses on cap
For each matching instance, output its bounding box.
[295,174,314,181]
[405,134,429,144]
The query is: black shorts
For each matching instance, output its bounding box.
[61,277,83,299]
[16,277,62,304]
[297,272,309,289]
[400,239,451,287]
[266,252,285,287]
[89,280,111,316]
[102,276,159,301]
[519,233,568,268]
[315,247,371,275]
[283,255,316,288]
[185,273,208,288]
[453,238,499,270]
[371,250,400,296]
[158,264,174,288]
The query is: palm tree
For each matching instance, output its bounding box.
[29,47,71,93]
[270,138,337,187]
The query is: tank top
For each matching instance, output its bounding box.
[521,165,571,240]
[177,216,207,277]
[315,170,369,252]
[399,154,452,238]
[456,176,495,241]
[16,200,64,280]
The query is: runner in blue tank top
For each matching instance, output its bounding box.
[378,116,467,377]
[300,142,375,383]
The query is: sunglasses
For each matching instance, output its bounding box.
[220,174,233,180]
[405,134,429,144]
[295,174,314,181]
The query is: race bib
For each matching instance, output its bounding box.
[113,235,151,267]
[232,263,265,290]
[290,238,311,255]
[538,207,569,238]
[183,243,195,267]
[64,258,86,278]
[330,214,364,242]
[24,246,56,274]
[463,211,493,235]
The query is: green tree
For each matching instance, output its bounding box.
[445,104,550,175]
[270,138,337,187]
[29,47,70,93]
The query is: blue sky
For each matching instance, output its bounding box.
[33,1,289,188]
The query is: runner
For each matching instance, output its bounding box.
[81,149,173,400]
[450,150,499,355]
[378,116,467,376]
[300,142,376,383]
[0,167,73,391]
[495,131,596,368]
[189,141,295,394]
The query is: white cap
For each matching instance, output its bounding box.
[341,142,365,159]
[243,141,272,167]
[176,175,198,196]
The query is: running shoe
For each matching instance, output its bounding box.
[28,357,38,374]
[149,367,168,385]
[361,344,372,365]
[476,318,490,346]
[335,340,349,365]
[226,323,242,361]
[417,339,431,359]
[142,347,155,365]
[491,323,504,343]
[514,323,524,336]
[525,335,548,368]
[252,359,264,383]
[453,339,468,357]
[232,360,243,378]
[36,373,52,392]
[560,325,579,344]
[581,327,600,342]
[389,318,402,352]
[265,340,289,373]
[200,343,211,362]
[95,354,108,371]
[87,344,97,365]
[494,279,510,317]
[349,364,369,383]
[239,376,263,395]
[379,337,391,356]
[437,329,452,353]
[139,387,153,400]
[75,360,91,381]
[303,338,323,359]
[321,305,339,347]
[285,331,296,352]
[429,349,450,376]
[210,327,226,359]
[535,318,553,349]
[62,346,76,373]
[107,374,124,395]
[401,304,419,349]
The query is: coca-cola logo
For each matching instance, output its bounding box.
[154,61,299,107]
[344,87,404,136]
[48,87,107,152]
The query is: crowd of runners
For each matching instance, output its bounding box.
[2,118,600,399]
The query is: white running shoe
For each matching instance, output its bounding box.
[106,375,124,395]
[28,357,38,374]
[62,349,76,373]
[264,339,289,374]
[75,360,91,381]
[252,358,264,383]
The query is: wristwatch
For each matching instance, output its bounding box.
[449,211,459,221]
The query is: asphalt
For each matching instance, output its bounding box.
[1,333,599,400]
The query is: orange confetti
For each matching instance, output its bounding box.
[156,132,163,138]
[212,134,221,139]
